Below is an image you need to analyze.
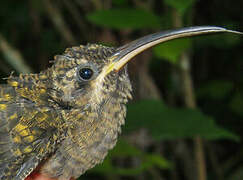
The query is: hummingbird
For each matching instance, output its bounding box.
[0,26,241,180]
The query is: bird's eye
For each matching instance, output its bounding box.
[78,67,94,80]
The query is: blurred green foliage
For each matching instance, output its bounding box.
[153,38,192,64]
[164,0,195,16]
[230,93,243,117]
[196,80,234,100]
[87,9,161,29]
[0,0,243,180]
[91,139,171,176]
[125,100,239,141]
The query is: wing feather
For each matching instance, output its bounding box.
[0,85,64,180]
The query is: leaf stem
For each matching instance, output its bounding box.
[172,9,207,180]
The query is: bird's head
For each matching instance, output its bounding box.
[7,26,241,113]
[47,44,132,111]
[47,26,241,111]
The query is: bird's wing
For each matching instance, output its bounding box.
[0,85,64,180]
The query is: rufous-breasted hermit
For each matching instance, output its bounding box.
[0,26,241,180]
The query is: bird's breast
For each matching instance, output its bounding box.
[41,99,127,179]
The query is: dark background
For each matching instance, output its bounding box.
[0,0,243,179]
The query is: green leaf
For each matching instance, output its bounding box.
[196,33,242,49]
[91,139,171,175]
[125,100,239,141]
[196,80,234,100]
[109,139,143,157]
[153,38,192,64]
[230,93,243,117]
[145,154,172,169]
[86,8,161,30]
[164,0,196,15]
[90,157,113,174]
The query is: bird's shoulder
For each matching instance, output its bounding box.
[0,84,65,179]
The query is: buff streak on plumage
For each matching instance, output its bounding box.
[0,26,241,180]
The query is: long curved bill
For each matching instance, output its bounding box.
[104,26,242,75]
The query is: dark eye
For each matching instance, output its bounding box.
[78,68,94,80]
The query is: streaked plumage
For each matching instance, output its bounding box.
[0,44,132,179]
[0,26,240,180]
